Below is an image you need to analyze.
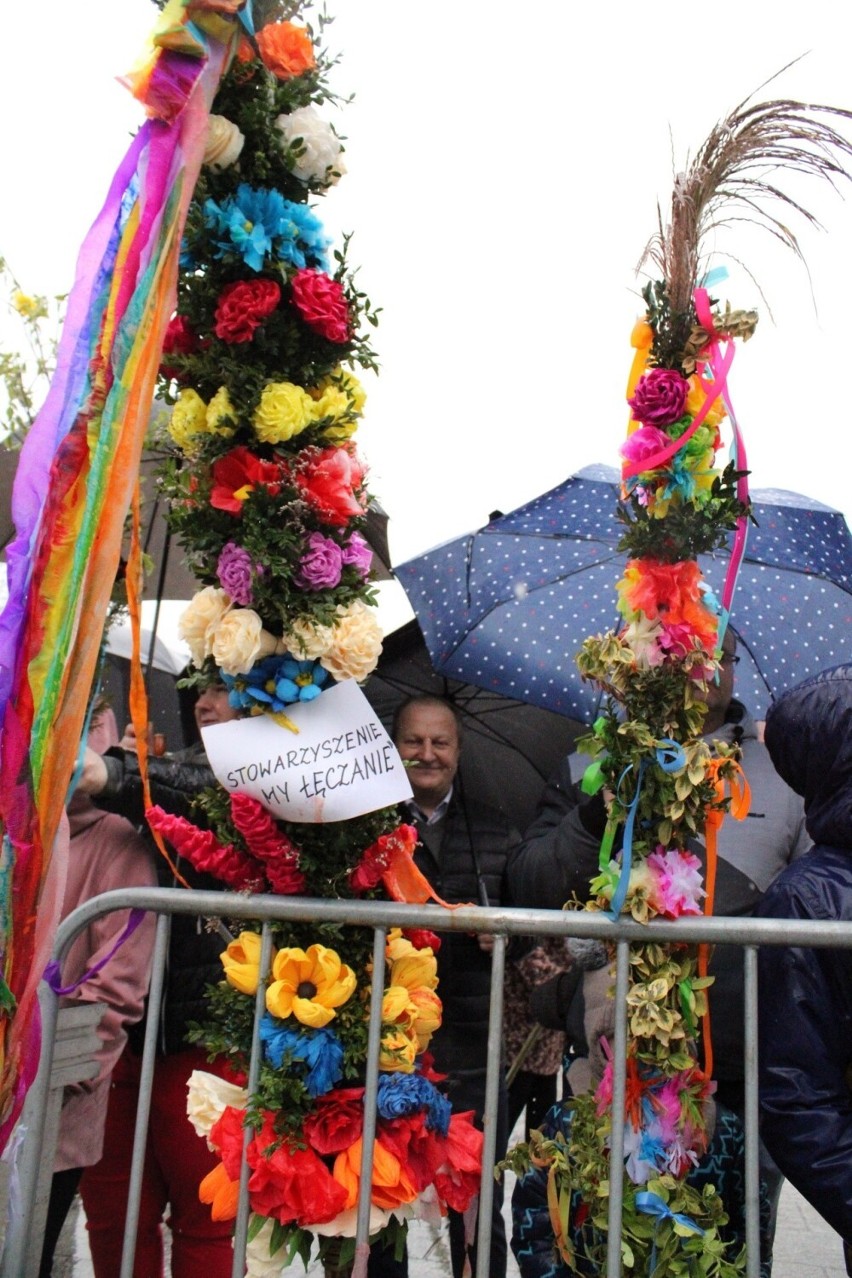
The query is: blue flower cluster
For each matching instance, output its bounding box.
[222,655,331,714]
[259,1014,344,1097]
[203,184,331,273]
[376,1071,452,1136]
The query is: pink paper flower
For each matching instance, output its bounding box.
[628,367,689,427]
[646,847,706,917]
[291,269,351,343]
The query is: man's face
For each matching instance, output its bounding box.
[194,684,239,731]
[394,702,460,809]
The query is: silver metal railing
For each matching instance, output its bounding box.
[4,888,852,1278]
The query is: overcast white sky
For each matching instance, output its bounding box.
[3,1,852,572]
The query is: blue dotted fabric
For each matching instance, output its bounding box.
[395,465,852,722]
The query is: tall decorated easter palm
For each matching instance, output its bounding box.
[505,91,852,1276]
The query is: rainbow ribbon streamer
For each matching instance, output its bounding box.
[0,8,235,1152]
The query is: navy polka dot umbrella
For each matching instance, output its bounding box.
[394,464,852,722]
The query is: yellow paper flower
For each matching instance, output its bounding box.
[310,368,366,443]
[379,1027,418,1074]
[282,616,334,661]
[221,931,266,995]
[178,586,232,666]
[169,387,208,453]
[206,385,238,437]
[381,985,419,1031]
[408,987,442,1051]
[389,949,438,993]
[685,374,726,431]
[253,381,313,444]
[265,943,357,1028]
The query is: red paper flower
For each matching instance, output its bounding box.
[214,279,282,343]
[433,1111,483,1213]
[209,1105,247,1182]
[402,928,442,953]
[210,446,285,515]
[379,1111,444,1194]
[296,445,366,528]
[247,1114,347,1226]
[291,269,351,343]
[302,1086,365,1155]
[161,314,199,380]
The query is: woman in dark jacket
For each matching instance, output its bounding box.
[757,664,852,1271]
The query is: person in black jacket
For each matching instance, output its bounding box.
[75,679,239,1278]
[756,664,852,1275]
[382,694,519,1278]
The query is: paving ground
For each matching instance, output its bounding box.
[50,1170,846,1277]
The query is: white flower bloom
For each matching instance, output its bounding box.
[275,106,346,187]
[204,114,246,171]
[179,587,233,666]
[186,1070,249,1141]
[210,608,282,676]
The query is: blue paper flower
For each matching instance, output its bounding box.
[203,184,330,273]
[376,1071,451,1136]
[259,1014,344,1097]
[222,655,331,715]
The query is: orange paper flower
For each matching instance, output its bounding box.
[256,22,316,80]
[199,1161,240,1222]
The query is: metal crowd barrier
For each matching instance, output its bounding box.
[3,887,852,1278]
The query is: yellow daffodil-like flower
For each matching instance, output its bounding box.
[221,931,268,995]
[265,943,356,1028]
[379,1027,418,1074]
[206,385,238,437]
[252,380,313,444]
[382,985,419,1032]
[390,949,438,993]
[169,388,208,453]
[408,987,442,1051]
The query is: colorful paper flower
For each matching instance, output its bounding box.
[255,21,316,81]
[297,531,344,590]
[203,184,330,273]
[252,380,314,444]
[628,367,689,427]
[290,269,351,343]
[265,944,356,1028]
[258,1017,345,1097]
[216,541,258,605]
[302,1087,365,1155]
[214,278,281,342]
[276,105,345,187]
[221,930,268,995]
[210,446,284,514]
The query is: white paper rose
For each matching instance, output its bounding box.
[319,600,383,682]
[210,608,282,676]
[204,114,246,171]
[282,616,334,661]
[186,1069,249,1142]
[179,587,232,666]
[275,105,346,187]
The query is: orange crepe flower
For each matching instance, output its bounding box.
[256,22,316,80]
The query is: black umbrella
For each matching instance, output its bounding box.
[362,619,582,831]
[394,464,852,722]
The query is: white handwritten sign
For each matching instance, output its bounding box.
[201,680,413,823]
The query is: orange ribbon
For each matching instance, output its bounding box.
[699,759,750,1078]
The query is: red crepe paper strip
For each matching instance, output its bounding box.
[229,793,306,895]
[146,805,263,891]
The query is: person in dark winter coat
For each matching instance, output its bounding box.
[76,681,239,1278]
[756,663,852,1274]
[382,694,519,1278]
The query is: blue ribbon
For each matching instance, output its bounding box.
[606,740,685,920]
[238,0,256,36]
[636,1190,704,1271]
[635,1190,703,1234]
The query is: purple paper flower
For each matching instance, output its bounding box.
[217,541,256,605]
[628,367,689,427]
[341,531,373,579]
[297,531,344,590]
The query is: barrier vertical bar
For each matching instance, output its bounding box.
[606,939,630,1278]
[744,945,761,1278]
[475,930,506,1278]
